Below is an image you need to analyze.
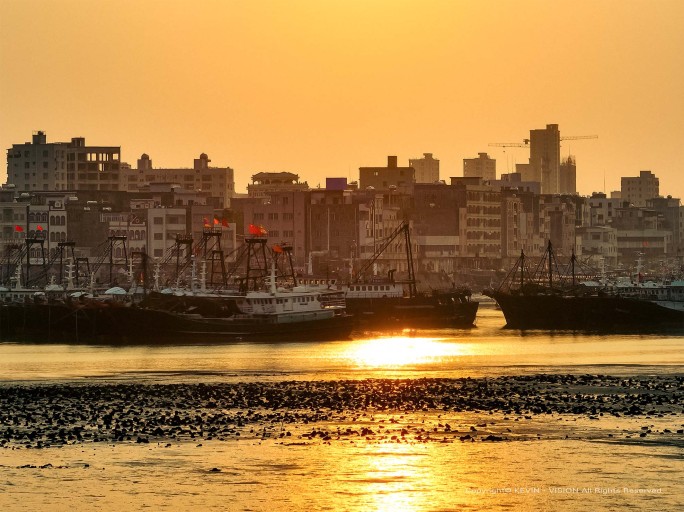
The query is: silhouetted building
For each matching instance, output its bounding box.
[576,226,618,267]
[487,172,540,195]
[647,195,682,255]
[247,172,308,199]
[559,155,576,195]
[463,153,496,181]
[6,131,69,192]
[526,124,561,194]
[359,156,415,193]
[122,153,235,208]
[409,153,439,183]
[621,170,659,207]
[67,137,122,191]
[451,177,501,267]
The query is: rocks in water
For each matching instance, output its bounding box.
[0,374,681,448]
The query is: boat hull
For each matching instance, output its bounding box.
[0,302,355,343]
[489,292,684,331]
[345,296,478,328]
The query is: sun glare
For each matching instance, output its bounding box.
[347,334,467,369]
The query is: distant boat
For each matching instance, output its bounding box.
[323,222,478,328]
[485,241,684,331]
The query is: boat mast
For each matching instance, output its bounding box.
[284,244,298,287]
[571,248,576,287]
[403,223,417,298]
[519,249,525,291]
[547,240,553,289]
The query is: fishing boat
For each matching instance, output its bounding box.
[484,241,684,331]
[336,222,478,328]
[0,236,354,343]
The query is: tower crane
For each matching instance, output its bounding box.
[489,135,598,148]
[488,142,529,148]
[488,135,598,174]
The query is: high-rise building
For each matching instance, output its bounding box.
[451,177,502,266]
[6,131,69,191]
[621,170,659,207]
[528,124,561,194]
[409,153,439,183]
[463,153,496,181]
[559,156,576,195]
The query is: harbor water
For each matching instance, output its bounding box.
[1,302,682,511]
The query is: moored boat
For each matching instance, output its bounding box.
[485,241,684,331]
[0,239,355,343]
[335,222,478,328]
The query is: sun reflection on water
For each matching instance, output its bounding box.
[350,444,429,512]
[347,333,470,369]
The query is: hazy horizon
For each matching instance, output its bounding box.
[2,0,683,197]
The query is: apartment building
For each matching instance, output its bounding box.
[6,131,68,191]
[122,153,235,208]
[621,170,659,207]
[463,153,496,181]
[359,156,415,193]
[451,177,502,267]
[409,153,440,183]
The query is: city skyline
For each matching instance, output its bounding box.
[2,1,683,197]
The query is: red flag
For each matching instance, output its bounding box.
[36,225,44,231]
[203,217,210,227]
[14,225,23,232]
[213,217,219,225]
[272,244,283,253]
[221,218,229,227]
[249,224,261,235]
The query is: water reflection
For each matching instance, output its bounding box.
[347,335,469,369]
[350,445,429,512]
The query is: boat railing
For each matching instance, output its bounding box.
[320,295,346,309]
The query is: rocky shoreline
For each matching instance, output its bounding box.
[1,374,683,449]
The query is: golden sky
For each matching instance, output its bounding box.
[1,0,683,197]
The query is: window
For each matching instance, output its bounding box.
[153,217,163,225]
[154,233,163,240]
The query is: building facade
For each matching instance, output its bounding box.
[409,153,440,183]
[559,155,576,195]
[621,170,659,207]
[528,123,561,194]
[122,153,235,208]
[6,132,68,192]
[67,137,122,191]
[247,172,308,199]
[359,156,415,193]
[463,153,496,181]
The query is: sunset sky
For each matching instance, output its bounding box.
[2,0,683,197]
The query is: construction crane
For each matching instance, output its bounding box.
[488,142,529,148]
[489,135,598,148]
[488,135,598,173]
